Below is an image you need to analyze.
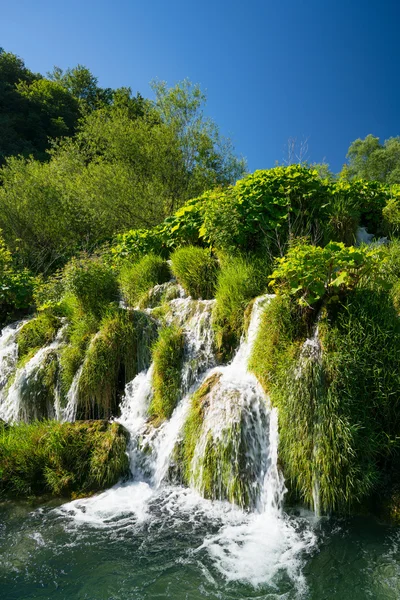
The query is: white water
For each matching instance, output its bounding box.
[57,292,315,590]
[0,321,27,404]
[0,325,66,423]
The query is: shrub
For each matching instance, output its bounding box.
[119,253,170,308]
[213,255,269,359]
[17,312,61,364]
[269,241,385,309]
[0,420,129,498]
[63,255,118,317]
[202,165,328,254]
[149,325,185,423]
[170,246,219,299]
[110,226,167,265]
[382,185,400,237]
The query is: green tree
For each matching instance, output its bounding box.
[151,79,246,196]
[344,134,400,184]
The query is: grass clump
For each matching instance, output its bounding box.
[63,255,119,317]
[149,325,185,423]
[17,312,61,364]
[170,246,219,299]
[119,253,170,308]
[0,420,129,498]
[213,255,269,360]
[77,309,158,420]
[250,290,400,513]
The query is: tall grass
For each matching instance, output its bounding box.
[0,420,129,498]
[250,290,400,512]
[213,255,270,360]
[119,253,170,308]
[17,312,61,364]
[170,246,219,299]
[149,325,184,423]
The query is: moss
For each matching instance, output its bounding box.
[170,246,219,299]
[17,312,61,364]
[178,373,221,483]
[0,420,129,498]
[77,309,158,420]
[119,253,171,308]
[149,325,185,423]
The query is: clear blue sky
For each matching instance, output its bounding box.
[2,0,399,173]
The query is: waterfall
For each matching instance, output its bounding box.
[0,325,66,423]
[0,321,27,403]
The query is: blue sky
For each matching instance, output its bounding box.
[1,0,399,173]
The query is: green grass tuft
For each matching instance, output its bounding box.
[119,253,171,308]
[149,325,185,423]
[170,246,219,299]
[17,312,61,364]
[0,420,129,499]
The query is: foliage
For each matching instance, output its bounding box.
[213,255,270,359]
[269,242,385,308]
[111,227,167,265]
[170,246,219,299]
[149,325,184,423]
[0,234,35,325]
[119,253,170,308]
[345,134,400,184]
[0,420,129,498]
[63,255,118,317]
[382,185,400,237]
[17,312,61,364]
[201,165,328,254]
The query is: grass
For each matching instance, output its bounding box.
[119,253,170,308]
[0,420,129,499]
[213,254,270,361]
[149,325,185,423]
[170,246,219,299]
[249,290,400,513]
[77,309,158,420]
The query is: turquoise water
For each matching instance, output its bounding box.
[1,487,399,600]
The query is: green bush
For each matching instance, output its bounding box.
[170,246,219,299]
[0,420,129,498]
[269,241,385,309]
[110,227,167,265]
[202,165,328,254]
[119,253,170,308]
[213,255,269,360]
[149,325,184,423]
[63,255,118,317]
[17,312,61,364]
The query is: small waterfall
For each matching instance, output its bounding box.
[0,321,27,402]
[0,325,66,423]
[59,364,83,423]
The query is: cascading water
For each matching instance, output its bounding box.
[0,321,27,402]
[0,324,66,423]
[57,290,315,591]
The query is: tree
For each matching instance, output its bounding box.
[48,64,113,112]
[344,134,400,184]
[151,79,246,196]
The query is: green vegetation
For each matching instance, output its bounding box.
[170,246,219,299]
[149,325,185,423]
[0,420,129,498]
[77,310,157,420]
[213,255,269,359]
[119,253,170,308]
[63,255,119,317]
[17,312,61,364]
